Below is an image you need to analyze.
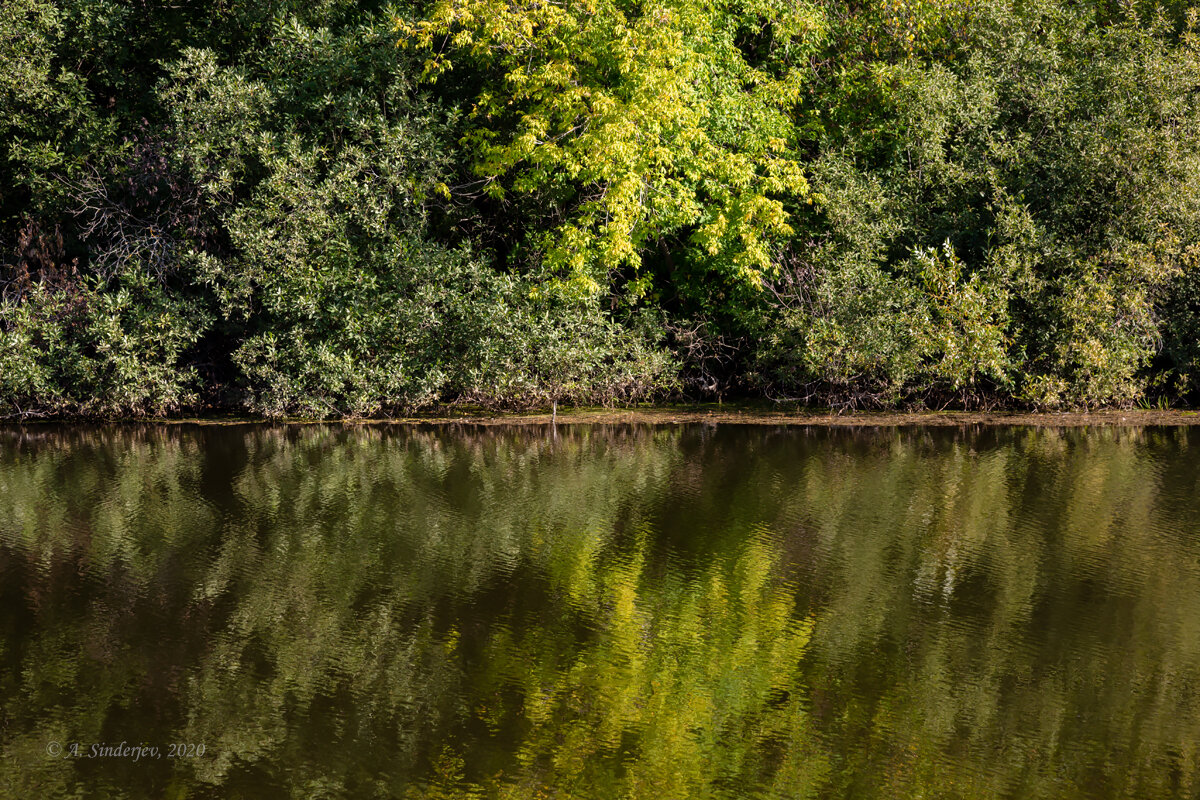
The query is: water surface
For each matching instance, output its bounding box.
[1,424,1198,799]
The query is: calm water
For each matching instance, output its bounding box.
[1,424,1199,799]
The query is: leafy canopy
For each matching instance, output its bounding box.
[401,0,824,296]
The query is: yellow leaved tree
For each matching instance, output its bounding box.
[399,0,824,297]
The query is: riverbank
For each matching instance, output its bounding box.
[363,406,1200,427]
[8,405,1200,427]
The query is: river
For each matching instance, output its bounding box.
[1,423,1197,799]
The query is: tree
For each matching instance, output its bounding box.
[402,0,824,298]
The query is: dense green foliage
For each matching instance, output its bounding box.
[4,0,1200,415]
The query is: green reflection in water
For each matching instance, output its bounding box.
[0,424,1199,799]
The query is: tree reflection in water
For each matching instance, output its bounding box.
[0,424,1198,799]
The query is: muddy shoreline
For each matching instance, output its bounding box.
[8,406,1197,427]
[389,407,1200,427]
